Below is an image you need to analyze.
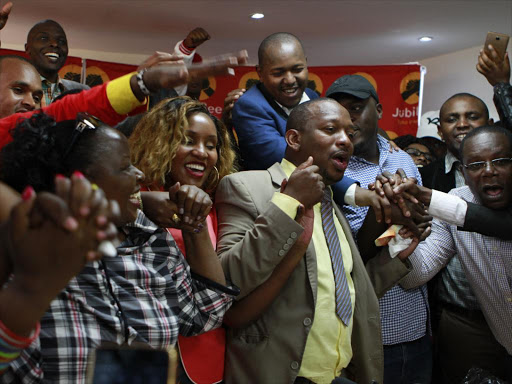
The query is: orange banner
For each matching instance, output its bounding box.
[1,49,420,137]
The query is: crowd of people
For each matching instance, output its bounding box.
[0,2,511,384]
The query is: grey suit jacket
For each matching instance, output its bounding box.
[216,163,411,384]
[60,78,90,92]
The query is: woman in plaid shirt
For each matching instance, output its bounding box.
[0,112,237,383]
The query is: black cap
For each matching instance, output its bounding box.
[325,74,379,103]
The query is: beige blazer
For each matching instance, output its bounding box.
[216,163,411,384]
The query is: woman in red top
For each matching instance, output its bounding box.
[129,96,236,384]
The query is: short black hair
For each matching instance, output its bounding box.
[460,125,512,163]
[440,92,489,121]
[418,136,446,160]
[286,98,334,132]
[393,135,419,150]
[27,19,65,42]
[0,112,110,193]
[0,55,33,70]
[257,32,304,66]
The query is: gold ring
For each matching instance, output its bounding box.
[172,213,181,224]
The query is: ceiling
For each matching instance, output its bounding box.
[2,0,511,66]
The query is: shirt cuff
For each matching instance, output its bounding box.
[428,189,467,226]
[106,72,146,115]
[344,183,357,207]
[176,40,195,57]
[270,192,301,219]
[191,271,240,296]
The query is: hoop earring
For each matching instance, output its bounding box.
[205,166,220,192]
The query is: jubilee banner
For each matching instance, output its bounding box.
[1,48,421,137]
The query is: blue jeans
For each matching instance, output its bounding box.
[383,334,432,384]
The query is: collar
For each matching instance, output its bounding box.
[350,134,388,166]
[275,91,310,116]
[445,151,460,174]
[121,209,159,240]
[280,158,296,178]
[40,74,62,86]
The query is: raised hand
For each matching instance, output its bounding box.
[187,50,248,81]
[222,88,246,127]
[282,156,325,209]
[477,45,511,86]
[140,190,180,228]
[168,183,212,232]
[183,27,211,49]
[0,2,12,31]
[137,51,184,71]
[5,175,119,301]
[143,50,248,92]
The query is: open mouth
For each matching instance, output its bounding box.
[331,152,349,171]
[454,133,468,142]
[482,185,504,197]
[281,86,299,97]
[44,52,60,62]
[184,163,206,178]
[128,190,141,207]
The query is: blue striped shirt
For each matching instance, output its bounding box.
[342,134,429,345]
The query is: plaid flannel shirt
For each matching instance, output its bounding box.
[2,211,236,383]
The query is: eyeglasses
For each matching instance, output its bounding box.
[63,112,103,159]
[405,148,434,162]
[463,158,512,172]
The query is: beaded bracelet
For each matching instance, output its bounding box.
[0,320,40,372]
[136,68,151,96]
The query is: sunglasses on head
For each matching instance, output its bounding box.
[63,112,103,159]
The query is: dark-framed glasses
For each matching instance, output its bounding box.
[463,158,512,172]
[63,112,103,159]
[405,148,434,162]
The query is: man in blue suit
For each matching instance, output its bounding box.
[233,32,317,171]
[232,32,355,204]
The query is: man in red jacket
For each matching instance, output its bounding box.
[0,52,247,149]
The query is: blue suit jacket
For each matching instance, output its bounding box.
[232,84,356,206]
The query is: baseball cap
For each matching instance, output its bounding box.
[325,74,379,103]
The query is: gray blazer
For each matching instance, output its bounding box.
[60,78,90,92]
[216,163,411,384]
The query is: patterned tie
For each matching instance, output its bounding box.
[321,188,352,326]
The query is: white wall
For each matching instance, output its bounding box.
[420,44,511,122]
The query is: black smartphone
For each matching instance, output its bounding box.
[86,346,173,384]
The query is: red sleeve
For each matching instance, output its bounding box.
[0,83,127,150]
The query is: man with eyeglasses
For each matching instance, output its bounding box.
[404,146,433,167]
[417,93,501,383]
[393,135,435,168]
[400,125,512,383]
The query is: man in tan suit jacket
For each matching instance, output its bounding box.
[216,98,412,384]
